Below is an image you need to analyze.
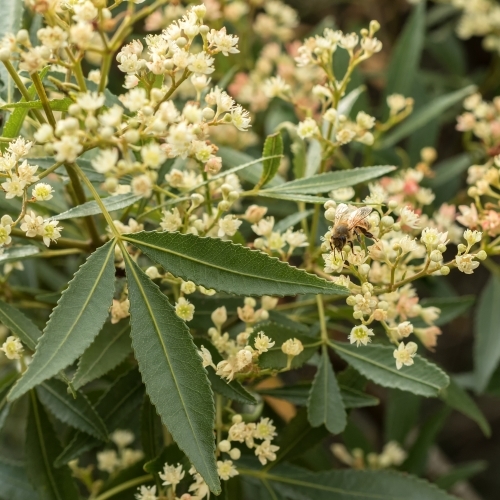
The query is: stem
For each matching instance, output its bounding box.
[202,170,213,216]
[94,475,154,500]
[38,161,64,180]
[98,53,113,93]
[10,228,91,250]
[65,48,87,92]
[316,295,328,343]
[30,72,57,128]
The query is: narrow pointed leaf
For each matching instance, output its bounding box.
[8,240,116,401]
[26,391,79,500]
[0,372,17,431]
[124,255,220,494]
[0,299,41,350]
[258,132,284,187]
[72,321,132,389]
[274,210,313,233]
[124,231,348,297]
[239,462,456,500]
[52,193,143,221]
[474,275,500,392]
[331,342,449,397]
[36,379,108,440]
[0,245,40,264]
[55,369,144,466]
[257,192,330,204]
[264,165,396,194]
[0,457,38,500]
[141,396,163,461]
[1,97,73,111]
[307,347,346,434]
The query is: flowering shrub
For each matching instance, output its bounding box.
[0,1,497,499]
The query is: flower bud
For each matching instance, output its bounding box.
[457,243,467,255]
[245,205,267,223]
[392,222,401,231]
[388,200,398,210]
[200,25,210,35]
[123,129,140,144]
[437,244,447,253]
[218,440,231,452]
[211,306,227,328]
[353,311,364,320]
[145,266,160,279]
[218,200,231,212]
[16,29,30,45]
[190,193,204,208]
[476,250,487,260]
[369,20,381,34]
[232,414,242,424]
[227,191,239,202]
[281,338,304,356]
[346,296,356,306]
[176,37,188,48]
[358,263,370,275]
[440,266,450,275]
[202,107,215,121]
[205,157,222,175]
[361,282,374,294]
[380,215,394,227]
[324,208,336,221]
[229,448,241,460]
[68,103,82,116]
[221,183,233,197]
[430,250,442,262]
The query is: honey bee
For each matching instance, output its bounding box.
[330,203,375,256]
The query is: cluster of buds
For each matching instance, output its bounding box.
[332,441,407,470]
[94,429,144,475]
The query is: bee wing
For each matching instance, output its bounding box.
[347,206,373,229]
[334,203,350,223]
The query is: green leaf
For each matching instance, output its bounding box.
[441,378,490,436]
[307,347,347,434]
[0,372,17,431]
[339,385,380,409]
[141,396,163,462]
[273,210,313,233]
[8,240,116,402]
[0,245,40,264]
[378,85,477,149]
[257,133,284,188]
[338,85,366,117]
[257,192,330,204]
[0,299,41,351]
[418,295,475,327]
[124,255,220,494]
[55,369,144,466]
[305,139,322,178]
[0,97,73,112]
[426,153,471,189]
[33,156,104,183]
[218,147,284,188]
[52,193,143,221]
[331,342,449,397]
[26,391,79,500]
[72,321,132,390]
[435,461,487,491]
[123,231,348,297]
[386,1,426,97]
[249,323,317,370]
[0,457,38,500]
[474,275,500,392]
[143,443,185,475]
[385,389,420,444]
[239,462,456,500]
[264,165,396,194]
[36,379,108,440]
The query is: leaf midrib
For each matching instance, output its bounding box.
[124,254,216,485]
[332,343,442,392]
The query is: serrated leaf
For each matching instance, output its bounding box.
[33,156,104,183]
[273,210,313,233]
[257,191,330,204]
[441,378,490,436]
[55,369,144,466]
[36,379,108,440]
[124,255,220,494]
[72,321,132,389]
[249,323,317,370]
[378,85,476,149]
[0,372,17,431]
[141,396,163,462]
[331,342,449,397]
[123,231,348,297]
[417,295,475,327]
[264,165,396,195]
[8,240,116,401]
[474,275,500,393]
[0,457,38,500]
[307,347,346,434]
[305,139,322,178]
[0,299,41,351]
[143,443,185,475]
[239,461,456,500]
[339,385,379,409]
[435,461,487,491]
[386,2,426,97]
[426,153,472,189]
[51,192,142,221]
[258,132,284,187]
[26,391,79,500]
[0,245,40,264]
[1,97,73,112]
[338,85,366,116]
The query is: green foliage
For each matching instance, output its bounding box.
[257,132,284,187]
[0,299,41,350]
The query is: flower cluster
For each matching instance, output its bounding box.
[332,441,407,470]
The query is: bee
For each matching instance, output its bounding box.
[330,203,375,256]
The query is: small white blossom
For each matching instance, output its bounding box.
[218,215,242,238]
[135,485,157,500]
[160,208,182,232]
[254,332,275,354]
[348,325,374,347]
[175,297,195,321]
[397,321,413,339]
[217,460,239,480]
[41,220,63,247]
[456,254,480,274]
[393,342,418,370]
[2,175,25,199]
[32,183,54,201]
[20,211,44,238]
[281,338,304,356]
[297,117,319,139]
[97,450,119,473]
[231,105,251,131]
[198,346,216,370]
[0,336,23,360]
[463,229,482,246]
[254,440,279,465]
[159,462,185,488]
[111,429,134,449]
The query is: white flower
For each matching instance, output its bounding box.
[254,332,275,354]
[218,215,242,238]
[397,321,413,338]
[41,220,62,247]
[216,358,237,381]
[254,440,279,465]
[141,142,167,169]
[175,297,195,321]
[356,111,376,129]
[0,336,23,360]
[198,346,216,369]
[252,216,274,237]
[111,429,134,449]
[34,124,54,143]
[217,460,239,481]
[455,253,480,274]
[160,208,182,232]
[91,149,119,174]
[387,94,407,114]
[323,252,344,274]
[284,229,308,249]
[32,183,53,201]
[181,280,197,294]
[463,229,482,246]
[281,338,304,356]
[159,462,185,488]
[135,485,157,500]
[69,22,94,49]
[297,118,319,139]
[97,450,119,473]
[17,161,39,184]
[335,128,356,145]
[211,306,227,328]
[254,417,277,440]
[20,211,44,237]
[76,91,105,112]
[231,105,251,131]
[348,325,374,347]
[188,52,215,75]
[0,217,12,247]
[2,175,26,198]
[421,227,448,250]
[8,137,32,158]
[131,175,153,197]
[207,27,239,56]
[393,342,418,370]
[119,88,149,112]
[235,348,253,370]
[263,76,290,99]
[53,135,83,163]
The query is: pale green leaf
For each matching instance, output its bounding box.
[338,85,366,116]
[140,396,163,462]
[26,391,79,500]
[305,139,322,178]
[474,275,500,392]
[56,369,144,466]
[0,245,40,263]
[386,2,426,97]
[416,295,475,327]
[0,97,73,112]
[33,156,104,183]
[8,240,116,401]
[0,457,38,500]
[0,373,16,431]
[257,191,330,204]
[273,210,313,233]
[239,462,456,500]
[331,342,449,397]
[435,461,487,491]
[258,132,284,187]
[378,85,477,149]
[0,299,41,351]
[123,231,348,297]
[427,153,472,189]
[307,347,347,434]
[264,165,396,194]
[124,255,220,494]
[36,379,108,440]
[52,193,142,221]
[441,378,490,436]
[72,321,132,389]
